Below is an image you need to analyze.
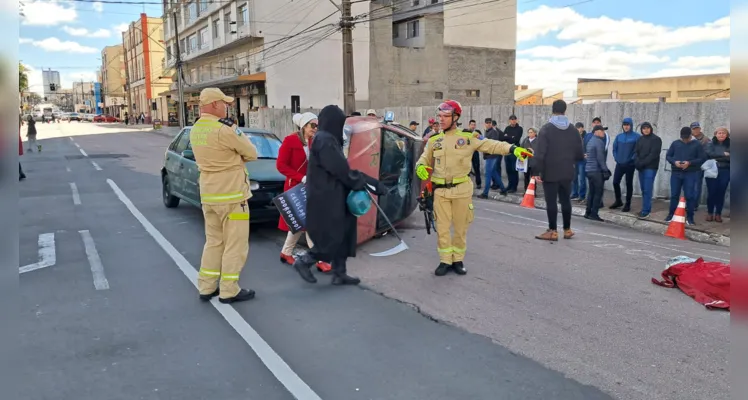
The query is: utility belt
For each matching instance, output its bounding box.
[431,175,469,189]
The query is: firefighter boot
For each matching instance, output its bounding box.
[452,261,467,275]
[292,252,318,283]
[435,262,451,276]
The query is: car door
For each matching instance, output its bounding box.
[166,129,190,196]
[179,133,201,205]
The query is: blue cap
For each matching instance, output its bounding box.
[690,121,700,129]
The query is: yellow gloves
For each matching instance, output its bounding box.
[512,146,533,160]
[416,164,430,180]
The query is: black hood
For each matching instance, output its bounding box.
[318,105,347,144]
[640,121,654,134]
[712,135,730,148]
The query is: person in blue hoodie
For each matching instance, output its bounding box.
[572,122,593,201]
[610,117,641,212]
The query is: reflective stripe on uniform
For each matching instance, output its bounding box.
[221,273,240,281]
[228,212,250,220]
[200,191,245,202]
[438,246,466,255]
[199,268,220,277]
[431,175,470,185]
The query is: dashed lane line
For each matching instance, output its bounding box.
[79,230,109,291]
[106,178,322,400]
[69,182,81,205]
[91,161,102,171]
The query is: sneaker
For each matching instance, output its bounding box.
[331,273,361,285]
[587,215,604,222]
[686,219,695,226]
[637,212,650,219]
[664,215,673,223]
[279,253,295,265]
[609,201,623,209]
[622,204,631,213]
[570,195,579,200]
[478,193,488,199]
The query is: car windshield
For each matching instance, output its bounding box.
[241,130,281,159]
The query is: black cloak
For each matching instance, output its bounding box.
[306,105,382,260]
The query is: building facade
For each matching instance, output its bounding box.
[160,0,370,125]
[577,73,731,103]
[368,0,517,107]
[123,13,171,122]
[100,45,127,118]
[71,81,95,112]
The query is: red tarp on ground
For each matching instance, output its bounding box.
[652,257,730,310]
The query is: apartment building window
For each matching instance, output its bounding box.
[190,68,197,84]
[198,26,209,49]
[407,20,419,38]
[435,91,443,99]
[188,34,198,53]
[166,45,172,61]
[188,2,197,23]
[199,0,208,13]
[224,9,232,35]
[431,0,438,3]
[392,23,399,38]
[179,38,186,54]
[412,0,420,5]
[237,3,248,27]
[212,16,220,38]
[466,89,480,97]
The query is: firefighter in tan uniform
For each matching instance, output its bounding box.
[191,88,258,303]
[416,100,533,276]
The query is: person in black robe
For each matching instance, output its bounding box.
[292,105,386,285]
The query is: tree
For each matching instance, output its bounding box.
[19,62,28,93]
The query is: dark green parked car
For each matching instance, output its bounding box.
[160,126,285,223]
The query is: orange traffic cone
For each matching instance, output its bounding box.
[520,177,536,208]
[664,196,687,240]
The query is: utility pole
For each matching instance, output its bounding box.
[341,0,355,115]
[122,31,133,121]
[172,12,186,128]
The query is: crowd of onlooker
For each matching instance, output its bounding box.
[423,113,731,226]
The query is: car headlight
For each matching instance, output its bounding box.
[250,180,260,191]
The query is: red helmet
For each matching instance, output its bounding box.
[428,117,436,124]
[438,100,462,116]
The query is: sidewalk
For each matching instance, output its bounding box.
[474,183,730,247]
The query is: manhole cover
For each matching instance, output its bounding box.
[65,153,130,160]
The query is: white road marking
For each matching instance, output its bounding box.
[79,148,88,157]
[91,161,102,171]
[79,230,109,290]
[65,166,71,172]
[74,143,81,148]
[19,233,56,274]
[69,137,74,141]
[488,209,730,262]
[106,178,322,400]
[69,182,81,205]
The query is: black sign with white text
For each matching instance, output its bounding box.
[273,184,307,234]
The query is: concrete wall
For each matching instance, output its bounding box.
[250,101,730,206]
[368,4,515,108]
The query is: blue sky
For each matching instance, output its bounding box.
[19,0,731,96]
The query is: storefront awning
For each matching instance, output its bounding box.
[157,72,266,98]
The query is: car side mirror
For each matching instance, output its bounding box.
[182,149,195,160]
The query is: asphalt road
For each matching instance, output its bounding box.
[18,122,729,400]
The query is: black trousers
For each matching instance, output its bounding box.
[585,172,604,217]
[19,162,24,177]
[542,180,573,231]
[471,151,481,187]
[613,164,636,205]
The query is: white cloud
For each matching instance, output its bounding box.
[19,37,33,44]
[671,56,730,69]
[516,5,581,42]
[518,42,670,64]
[112,23,130,36]
[21,0,77,26]
[24,37,98,54]
[92,1,104,12]
[62,26,112,38]
[517,6,729,52]
[515,5,730,94]
[22,64,45,96]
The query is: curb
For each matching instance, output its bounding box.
[475,190,730,248]
[146,128,179,139]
